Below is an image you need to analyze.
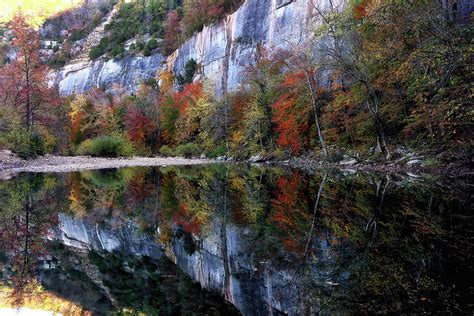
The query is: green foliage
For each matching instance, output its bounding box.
[142,45,152,57]
[146,38,159,50]
[159,144,175,157]
[205,144,226,158]
[89,46,103,60]
[184,58,197,84]
[75,135,135,157]
[68,29,87,42]
[0,128,45,158]
[175,143,201,158]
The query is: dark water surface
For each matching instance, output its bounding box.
[0,164,472,314]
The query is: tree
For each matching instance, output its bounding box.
[125,107,156,148]
[276,7,332,159]
[0,13,56,131]
[310,0,391,158]
[272,72,311,154]
[163,9,181,55]
[242,44,283,153]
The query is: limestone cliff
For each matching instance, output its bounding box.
[55,0,335,95]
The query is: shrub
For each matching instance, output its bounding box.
[206,144,226,158]
[184,59,197,84]
[159,145,175,157]
[75,139,93,156]
[147,38,158,50]
[175,143,201,158]
[111,45,125,58]
[0,128,45,159]
[142,46,151,57]
[89,47,103,60]
[75,136,135,157]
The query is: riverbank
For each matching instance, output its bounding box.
[0,148,471,180]
[0,150,215,180]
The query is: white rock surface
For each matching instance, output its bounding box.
[54,0,343,96]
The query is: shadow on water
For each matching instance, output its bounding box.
[0,164,472,314]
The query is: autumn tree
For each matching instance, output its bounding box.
[163,9,181,55]
[242,44,283,153]
[278,27,331,158]
[271,72,311,154]
[0,13,56,131]
[310,0,392,158]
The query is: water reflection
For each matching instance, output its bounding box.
[0,165,472,314]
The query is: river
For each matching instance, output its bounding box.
[0,164,472,314]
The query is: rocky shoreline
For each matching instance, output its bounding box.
[0,147,471,181]
[0,150,215,180]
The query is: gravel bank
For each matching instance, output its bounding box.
[0,150,215,180]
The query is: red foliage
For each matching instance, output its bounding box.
[160,83,203,144]
[272,72,310,154]
[0,13,57,129]
[231,92,251,129]
[125,107,156,147]
[172,83,203,114]
[270,173,307,254]
[164,10,181,55]
[172,204,202,235]
[126,172,153,205]
[354,0,370,20]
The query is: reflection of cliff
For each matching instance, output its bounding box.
[169,218,347,315]
[49,213,163,260]
[44,215,240,315]
[48,212,346,315]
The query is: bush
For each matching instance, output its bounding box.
[206,144,226,158]
[142,46,151,57]
[89,47,103,60]
[75,139,93,156]
[159,145,175,157]
[75,136,135,157]
[147,38,158,50]
[175,143,201,158]
[184,59,197,84]
[0,128,45,159]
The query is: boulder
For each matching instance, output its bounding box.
[406,159,423,166]
[339,158,358,166]
[249,154,265,163]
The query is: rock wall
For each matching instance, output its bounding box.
[50,213,348,315]
[55,0,340,96]
[166,0,323,95]
[54,54,163,95]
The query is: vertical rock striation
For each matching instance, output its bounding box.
[55,0,339,96]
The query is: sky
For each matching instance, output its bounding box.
[0,0,83,26]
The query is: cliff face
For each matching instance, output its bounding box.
[54,53,163,95]
[167,0,318,95]
[55,0,331,96]
[49,213,348,315]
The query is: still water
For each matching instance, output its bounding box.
[0,164,472,314]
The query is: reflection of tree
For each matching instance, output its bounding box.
[67,167,160,233]
[37,163,469,313]
[0,174,61,305]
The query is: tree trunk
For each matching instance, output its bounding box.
[305,72,328,160]
[364,82,391,160]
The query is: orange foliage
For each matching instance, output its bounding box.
[172,83,203,114]
[272,72,310,154]
[160,83,203,144]
[172,204,202,235]
[271,173,308,254]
